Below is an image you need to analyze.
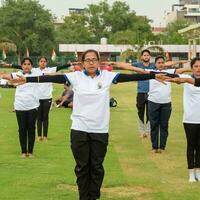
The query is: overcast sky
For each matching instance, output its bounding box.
[38,0,179,27]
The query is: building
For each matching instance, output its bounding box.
[180,0,200,4]
[69,8,85,14]
[53,8,86,29]
[59,43,200,61]
[53,17,65,30]
[166,0,200,25]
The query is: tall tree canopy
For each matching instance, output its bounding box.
[0,0,56,57]
[56,0,154,45]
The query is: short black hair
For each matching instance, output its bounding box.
[141,49,151,56]
[38,56,48,63]
[21,57,33,65]
[81,49,100,62]
[155,55,165,63]
[190,57,200,68]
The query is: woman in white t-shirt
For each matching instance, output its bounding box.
[1,57,39,158]
[148,56,191,153]
[11,49,170,200]
[2,57,71,141]
[167,57,200,182]
[107,56,190,152]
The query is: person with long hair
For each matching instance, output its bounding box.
[1,57,71,141]
[0,57,39,158]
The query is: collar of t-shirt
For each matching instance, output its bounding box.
[22,71,32,75]
[83,69,100,76]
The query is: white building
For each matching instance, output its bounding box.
[166,0,200,25]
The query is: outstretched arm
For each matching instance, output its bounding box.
[0,73,12,80]
[114,73,175,84]
[11,74,67,85]
[0,63,22,69]
[175,67,192,74]
[166,77,194,85]
[55,63,72,72]
[103,62,149,74]
[164,60,189,68]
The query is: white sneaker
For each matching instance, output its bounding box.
[195,169,200,181]
[189,169,197,183]
[189,177,196,183]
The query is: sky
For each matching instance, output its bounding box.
[38,0,179,27]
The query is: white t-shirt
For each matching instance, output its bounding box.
[32,67,57,99]
[65,70,119,133]
[180,74,200,124]
[147,69,176,104]
[12,71,40,111]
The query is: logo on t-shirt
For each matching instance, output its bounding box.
[98,81,102,89]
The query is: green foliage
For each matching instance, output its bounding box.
[156,19,189,44]
[56,0,154,45]
[0,0,56,57]
[109,30,137,44]
[56,13,95,44]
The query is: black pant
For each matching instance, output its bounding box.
[71,129,108,200]
[16,109,37,154]
[37,99,52,137]
[184,123,200,169]
[136,93,149,123]
[148,101,171,150]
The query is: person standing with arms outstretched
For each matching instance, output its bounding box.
[0,57,39,158]
[167,57,200,182]
[1,57,71,141]
[11,49,170,200]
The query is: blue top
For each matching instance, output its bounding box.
[132,62,156,93]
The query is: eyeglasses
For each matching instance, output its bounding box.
[84,58,99,64]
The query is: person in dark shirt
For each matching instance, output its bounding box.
[55,83,73,108]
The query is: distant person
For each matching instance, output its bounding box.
[55,83,73,108]
[105,51,189,139]
[108,56,191,152]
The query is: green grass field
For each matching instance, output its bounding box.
[0,82,200,200]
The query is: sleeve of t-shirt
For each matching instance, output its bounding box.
[178,74,191,78]
[132,62,139,67]
[48,67,57,73]
[104,71,119,85]
[165,69,176,74]
[179,74,192,87]
[64,72,77,86]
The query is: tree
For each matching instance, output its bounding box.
[0,0,56,59]
[86,1,154,44]
[109,30,137,44]
[158,19,189,44]
[56,0,154,45]
[56,13,94,44]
